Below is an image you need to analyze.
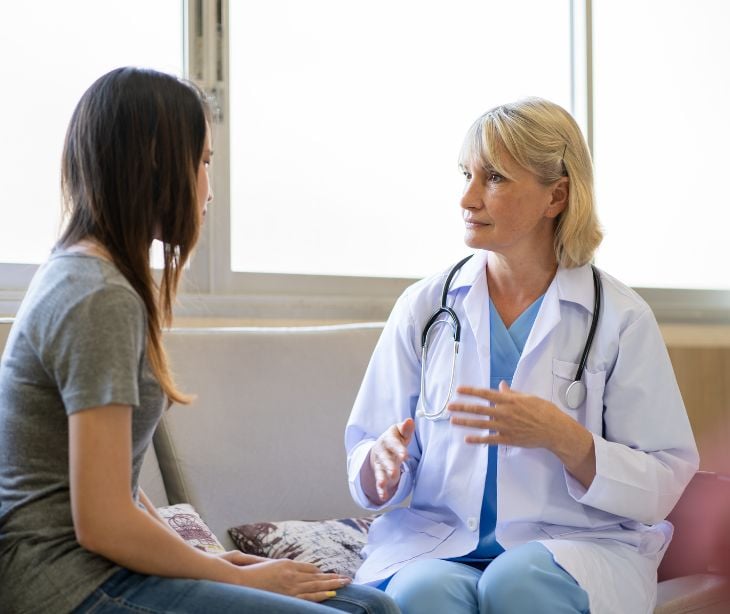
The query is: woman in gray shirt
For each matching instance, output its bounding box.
[0,67,398,614]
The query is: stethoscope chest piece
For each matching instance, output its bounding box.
[561,264,602,410]
[564,380,587,410]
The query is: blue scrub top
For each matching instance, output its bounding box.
[454,293,544,562]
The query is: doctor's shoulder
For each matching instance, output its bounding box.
[593,267,657,333]
[396,264,460,323]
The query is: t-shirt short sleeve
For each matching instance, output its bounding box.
[43,284,147,415]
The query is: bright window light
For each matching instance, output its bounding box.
[229,0,572,278]
[0,0,183,265]
[593,0,730,289]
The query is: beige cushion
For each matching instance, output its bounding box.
[157,324,383,550]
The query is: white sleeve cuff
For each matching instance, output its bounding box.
[564,432,603,504]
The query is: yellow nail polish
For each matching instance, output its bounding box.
[326,590,337,598]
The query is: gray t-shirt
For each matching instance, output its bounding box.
[0,252,165,613]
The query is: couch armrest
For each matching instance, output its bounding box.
[655,574,730,614]
[139,444,169,507]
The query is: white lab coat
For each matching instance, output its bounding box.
[345,250,699,614]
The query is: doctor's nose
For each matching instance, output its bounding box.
[460,179,483,211]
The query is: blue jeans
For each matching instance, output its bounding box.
[74,568,400,614]
[381,542,590,614]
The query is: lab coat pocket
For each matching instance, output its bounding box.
[363,508,455,574]
[552,358,606,435]
[540,521,628,539]
[539,523,592,539]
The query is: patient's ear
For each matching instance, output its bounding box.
[546,177,569,218]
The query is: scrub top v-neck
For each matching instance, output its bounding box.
[454,293,544,562]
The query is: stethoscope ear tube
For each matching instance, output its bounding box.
[419,253,473,348]
[417,255,474,420]
[565,265,602,410]
[418,338,459,420]
[441,254,474,306]
[421,307,461,348]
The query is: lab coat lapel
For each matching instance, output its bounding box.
[513,265,595,390]
[520,277,561,360]
[452,256,491,509]
[461,254,490,386]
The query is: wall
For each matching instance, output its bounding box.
[663,325,730,474]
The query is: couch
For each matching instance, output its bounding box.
[1,318,728,612]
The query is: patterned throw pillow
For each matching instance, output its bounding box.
[229,516,376,578]
[157,503,225,554]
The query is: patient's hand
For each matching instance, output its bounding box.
[236,558,351,602]
[363,418,415,504]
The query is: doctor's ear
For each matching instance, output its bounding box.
[546,177,569,218]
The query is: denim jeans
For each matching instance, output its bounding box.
[73,568,400,614]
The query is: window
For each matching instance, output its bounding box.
[0,0,183,268]
[228,0,572,279]
[592,0,730,290]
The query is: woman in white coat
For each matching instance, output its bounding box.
[345,97,699,614]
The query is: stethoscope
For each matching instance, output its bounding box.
[415,255,602,420]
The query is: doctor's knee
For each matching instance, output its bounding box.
[478,543,589,614]
[385,559,479,613]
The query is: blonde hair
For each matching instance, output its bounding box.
[459,97,602,267]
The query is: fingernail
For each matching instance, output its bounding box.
[326,591,337,598]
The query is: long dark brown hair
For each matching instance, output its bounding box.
[58,67,209,404]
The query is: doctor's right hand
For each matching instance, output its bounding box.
[364,418,415,504]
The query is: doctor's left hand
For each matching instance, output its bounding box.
[448,381,565,449]
[448,381,596,488]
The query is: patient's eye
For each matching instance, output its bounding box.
[487,171,504,183]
